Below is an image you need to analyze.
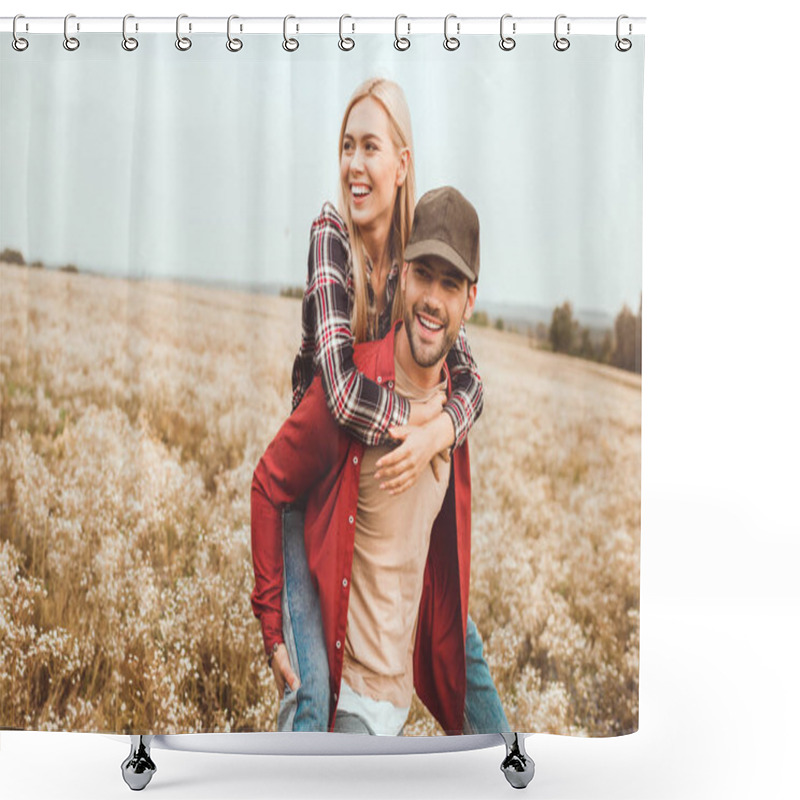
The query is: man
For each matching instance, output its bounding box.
[251,187,506,735]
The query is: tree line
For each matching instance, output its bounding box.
[469,296,642,375]
[548,298,642,374]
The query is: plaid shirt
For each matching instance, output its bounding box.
[291,202,483,448]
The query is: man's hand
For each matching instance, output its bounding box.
[271,643,301,696]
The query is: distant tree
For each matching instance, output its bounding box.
[579,327,595,360]
[469,310,490,327]
[494,317,505,331]
[612,302,642,373]
[59,264,79,273]
[279,286,304,299]
[30,260,44,269]
[549,301,579,355]
[0,248,25,266]
[535,321,548,342]
[599,330,614,364]
[636,294,643,373]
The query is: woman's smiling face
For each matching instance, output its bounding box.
[340,96,408,237]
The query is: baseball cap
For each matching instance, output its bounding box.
[404,186,480,282]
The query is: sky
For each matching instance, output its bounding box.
[1,32,643,315]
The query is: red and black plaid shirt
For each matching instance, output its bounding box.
[291,202,483,448]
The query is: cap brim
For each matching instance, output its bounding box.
[404,239,477,283]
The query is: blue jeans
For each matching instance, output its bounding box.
[279,507,510,734]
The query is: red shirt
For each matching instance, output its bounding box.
[251,322,472,735]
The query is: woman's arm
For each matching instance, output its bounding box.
[443,322,484,448]
[303,206,414,447]
[374,323,483,494]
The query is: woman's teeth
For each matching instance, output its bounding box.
[352,185,371,197]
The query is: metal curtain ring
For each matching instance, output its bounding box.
[615,14,632,51]
[176,14,192,50]
[63,13,80,51]
[394,15,410,51]
[553,14,570,52]
[338,14,355,51]
[444,14,460,51]
[12,14,29,51]
[122,14,138,51]
[227,15,243,51]
[499,14,516,51]
[283,15,299,52]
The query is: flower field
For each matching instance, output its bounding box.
[0,262,639,736]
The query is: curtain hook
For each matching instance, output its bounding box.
[12,14,29,51]
[175,13,192,51]
[499,14,516,51]
[122,14,139,51]
[283,15,299,52]
[63,13,80,51]
[227,15,243,52]
[339,14,355,51]
[394,15,410,51]
[444,14,460,51]
[553,14,570,52]
[615,15,632,51]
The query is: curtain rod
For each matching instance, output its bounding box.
[1,16,646,36]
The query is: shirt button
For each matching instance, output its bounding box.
[377,376,382,384]
[342,578,348,587]
[352,456,358,465]
[388,381,394,388]
[348,515,354,524]
[336,640,341,649]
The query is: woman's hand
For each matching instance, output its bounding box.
[407,390,447,427]
[375,412,456,495]
[271,643,301,696]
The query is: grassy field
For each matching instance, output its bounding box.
[0,262,640,736]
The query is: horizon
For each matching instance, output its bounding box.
[0,254,638,326]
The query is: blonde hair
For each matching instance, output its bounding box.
[336,78,416,343]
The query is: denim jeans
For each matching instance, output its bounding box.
[279,506,510,734]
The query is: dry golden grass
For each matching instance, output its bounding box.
[0,262,640,736]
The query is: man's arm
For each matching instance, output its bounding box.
[250,377,340,658]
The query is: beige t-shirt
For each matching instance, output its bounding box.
[341,359,450,709]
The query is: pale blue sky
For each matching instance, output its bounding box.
[1,33,643,314]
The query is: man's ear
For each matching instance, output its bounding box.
[462,284,478,323]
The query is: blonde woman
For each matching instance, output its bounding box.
[254,78,507,734]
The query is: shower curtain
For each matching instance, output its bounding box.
[0,24,643,738]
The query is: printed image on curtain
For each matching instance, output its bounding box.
[0,31,643,737]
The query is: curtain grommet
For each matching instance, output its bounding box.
[63,13,80,51]
[283,15,299,52]
[226,15,243,52]
[338,14,355,51]
[499,14,516,51]
[175,14,192,51]
[444,14,460,51]
[553,14,570,52]
[394,15,410,51]
[12,14,29,51]
[122,14,138,51]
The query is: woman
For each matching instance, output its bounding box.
[272,77,506,734]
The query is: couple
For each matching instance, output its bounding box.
[250,78,508,736]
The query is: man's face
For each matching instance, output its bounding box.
[402,258,477,368]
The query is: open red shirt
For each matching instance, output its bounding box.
[251,322,472,735]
